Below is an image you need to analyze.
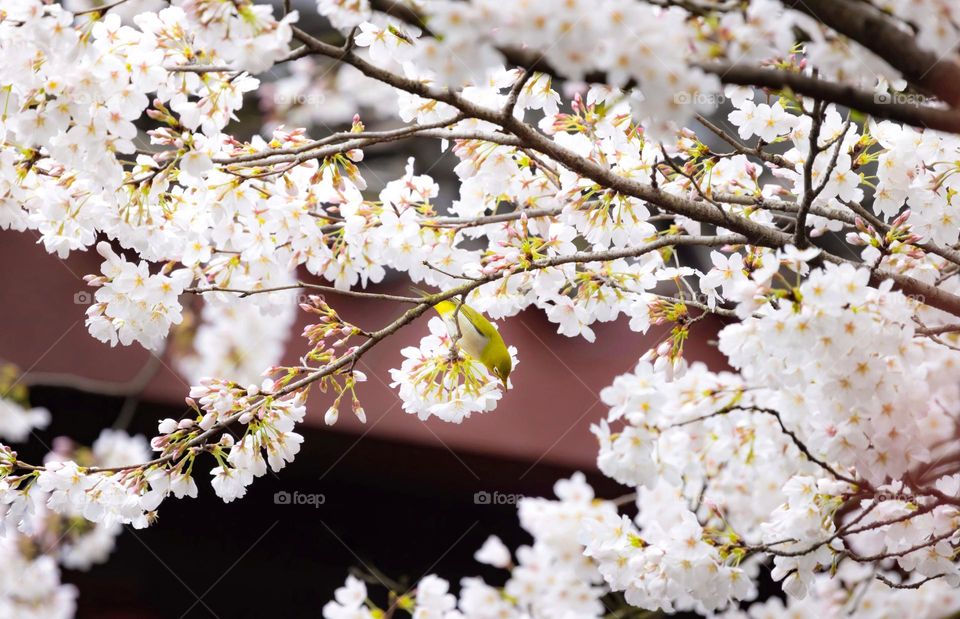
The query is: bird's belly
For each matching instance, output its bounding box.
[443,312,487,359]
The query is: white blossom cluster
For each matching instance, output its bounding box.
[0,544,76,619]
[390,317,517,423]
[578,260,960,610]
[85,242,194,351]
[0,430,153,619]
[869,119,960,248]
[175,287,297,386]
[719,262,959,485]
[324,474,612,619]
[34,452,156,529]
[317,0,802,135]
[0,0,291,253]
[722,563,960,619]
[184,381,306,502]
[0,399,49,443]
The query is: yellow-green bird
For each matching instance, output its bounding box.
[427,295,513,389]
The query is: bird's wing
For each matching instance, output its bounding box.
[459,304,497,338]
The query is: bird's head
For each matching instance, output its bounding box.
[490,354,513,389]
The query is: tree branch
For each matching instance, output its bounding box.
[782,0,960,107]
[187,282,423,304]
[699,62,960,134]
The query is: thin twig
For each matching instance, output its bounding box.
[876,573,943,589]
[795,97,825,248]
[502,68,532,120]
[187,282,423,304]
[73,0,132,16]
[695,114,790,168]
[22,354,163,399]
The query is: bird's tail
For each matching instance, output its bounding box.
[409,285,433,298]
[409,286,458,316]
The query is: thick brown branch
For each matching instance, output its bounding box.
[782,0,960,107]
[700,63,960,134]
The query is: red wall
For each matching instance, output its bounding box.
[0,230,725,469]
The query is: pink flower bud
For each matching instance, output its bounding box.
[846,232,865,246]
[891,209,911,228]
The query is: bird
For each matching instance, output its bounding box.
[416,289,513,389]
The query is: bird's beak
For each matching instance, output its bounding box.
[501,376,509,390]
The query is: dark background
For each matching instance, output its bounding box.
[26,386,630,619]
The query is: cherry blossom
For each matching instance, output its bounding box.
[390,317,516,423]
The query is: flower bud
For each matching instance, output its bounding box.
[324,406,339,426]
[158,418,178,434]
[891,209,911,228]
[846,232,865,246]
[199,411,217,430]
